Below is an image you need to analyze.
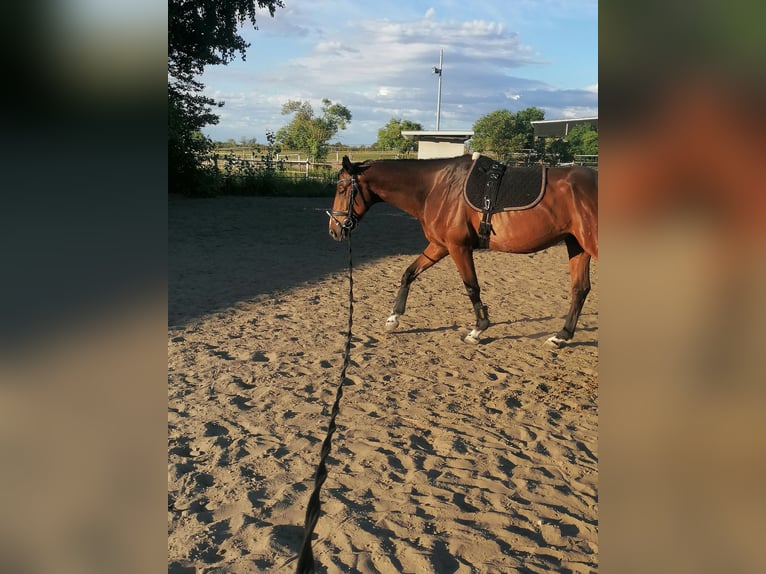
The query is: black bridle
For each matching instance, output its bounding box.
[326,174,369,235]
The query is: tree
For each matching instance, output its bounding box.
[471,110,514,162]
[471,107,545,163]
[375,118,423,156]
[168,83,222,194]
[168,0,284,193]
[566,124,599,156]
[544,137,573,165]
[276,99,352,161]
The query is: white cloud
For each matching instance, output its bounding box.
[201,2,596,143]
[314,41,359,55]
[560,107,598,119]
[375,86,408,99]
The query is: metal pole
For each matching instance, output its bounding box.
[435,49,443,131]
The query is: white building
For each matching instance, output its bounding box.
[400,130,474,159]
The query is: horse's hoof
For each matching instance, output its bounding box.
[464,329,482,344]
[385,315,399,331]
[546,335,566,348]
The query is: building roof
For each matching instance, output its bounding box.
[531,117,598,138]
[401,130,474,142]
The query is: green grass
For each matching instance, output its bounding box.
[221,171,336,197]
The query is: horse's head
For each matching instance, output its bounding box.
[328,155,373,241]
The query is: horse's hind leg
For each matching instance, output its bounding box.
[547,236,591,347]
[386,242,448,331]
[448,246,489,344]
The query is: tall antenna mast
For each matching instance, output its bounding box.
[432,48,443,130]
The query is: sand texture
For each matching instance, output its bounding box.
[169,196,598,573]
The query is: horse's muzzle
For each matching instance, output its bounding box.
[329,223,347,241]
[327,211,355,241]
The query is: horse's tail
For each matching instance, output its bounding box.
[586,168,598,258]
[568,166,598,259]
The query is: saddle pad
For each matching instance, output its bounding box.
[464,154,546,212]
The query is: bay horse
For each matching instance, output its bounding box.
[328,154,598,345]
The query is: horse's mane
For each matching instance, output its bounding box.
[363,156,471,167]
[344,155,472,177]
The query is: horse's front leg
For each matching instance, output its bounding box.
[449,246,490,344]
[386,243,448,331]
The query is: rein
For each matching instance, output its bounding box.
[295,170,372,571]
[296,211,355,573]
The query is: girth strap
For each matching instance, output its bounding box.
[477,161,506,249]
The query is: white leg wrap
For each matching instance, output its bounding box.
[546,335,566,347]
[385,314,400,331]
[464,329,483,344]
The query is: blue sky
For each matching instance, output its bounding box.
[201,0,597,145]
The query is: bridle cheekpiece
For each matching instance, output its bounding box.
[327,174,362,235]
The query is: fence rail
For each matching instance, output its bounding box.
[206,155,339,181]
[573,155,598,167]
[205,151,598,177]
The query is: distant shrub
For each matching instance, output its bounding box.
[177,131,337,197]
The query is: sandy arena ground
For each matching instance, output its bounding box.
[168,195,598,573]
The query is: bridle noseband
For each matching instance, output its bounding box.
[326,174,367,234]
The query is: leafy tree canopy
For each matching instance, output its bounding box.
[276,99,352,161]
[541,124,599,165]
[471,107,545,163]
[169,0,284,83]
[565,124,599,156]
[168,0,284,193]
[375,118,423,155]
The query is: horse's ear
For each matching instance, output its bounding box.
[342,155,353,173]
